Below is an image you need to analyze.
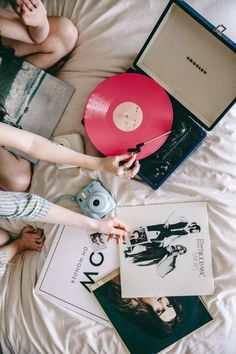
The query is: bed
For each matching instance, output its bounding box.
[1,0,236,353]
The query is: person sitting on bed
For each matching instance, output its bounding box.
[0,121,140,277]
[0,0,78,70]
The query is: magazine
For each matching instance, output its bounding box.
[91,269,213,354]
[0,55,74,163]
[34,225,119,326]
[116,202,214,297]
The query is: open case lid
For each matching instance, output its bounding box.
[134,0,236,130]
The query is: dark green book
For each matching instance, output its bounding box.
[0,52,74,163]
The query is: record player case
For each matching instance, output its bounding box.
[131,0,236,189]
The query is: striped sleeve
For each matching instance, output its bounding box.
[0,191,51,221]
[0,248,7,277]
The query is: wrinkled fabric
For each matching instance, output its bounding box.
[0,0,236,353]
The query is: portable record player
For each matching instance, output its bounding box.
[84,0,236,189]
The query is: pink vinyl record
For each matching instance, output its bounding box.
[84,73,173,160]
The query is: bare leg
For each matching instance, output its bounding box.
[19,17,78,69]
[0,147,32,192]
[0,229,10,247]
[1,2,78,69]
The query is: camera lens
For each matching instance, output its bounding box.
[93,199,100,207]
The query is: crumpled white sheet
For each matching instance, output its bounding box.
[0,0,236,353]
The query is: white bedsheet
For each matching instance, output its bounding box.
[0,1,236,353]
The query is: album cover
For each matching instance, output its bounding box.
[0,55,74,163]
[90,269,213,354]
[116,202,214,297]
[34,225,119,326]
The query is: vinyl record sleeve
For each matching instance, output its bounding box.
[91,269,213,354]
[35,225,119,326]
[117,202,214,297]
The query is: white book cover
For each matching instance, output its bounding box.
[35,225,119,326]
[117,202,214,297]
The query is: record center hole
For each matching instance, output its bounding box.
[113,102,143,132]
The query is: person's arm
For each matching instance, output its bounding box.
[0,16,35,43]
[0,123,140,177]
[41,202,128,237]
[0,191,128,238]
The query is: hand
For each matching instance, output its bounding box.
[93,217,128,244]
[99,153,140,179]
[18,225,45,252]
[11,0,39,12]
[13,0,47,27]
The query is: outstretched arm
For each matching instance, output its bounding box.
[0,191,128,239]
[0,123,140,177]
[42,202,128,238]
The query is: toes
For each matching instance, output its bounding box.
[23,225,35,233]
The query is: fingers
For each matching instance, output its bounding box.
[126,160,140,178]
[32,232,45,251]
[113,219,128,233]
[35,233,45,246]
[17,0,35,11]
[18,225,45,252]
[107,219,128,244]
[116,153,134,163]
[116,153,140,178]
[22,225,43,234]
[22,225,35,233]
[107,233,125,245]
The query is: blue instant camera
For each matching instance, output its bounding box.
[75,181,116,219]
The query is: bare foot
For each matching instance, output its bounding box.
[16,225,45,252]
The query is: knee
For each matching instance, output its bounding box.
[0,229,10,247]
[58,17,78,53]
[12,172,31,192]
[7,163,32,192]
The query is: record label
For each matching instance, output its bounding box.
[113,101,143,132]
[84,73,173,159]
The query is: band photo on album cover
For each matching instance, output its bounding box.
[117,202,214,297]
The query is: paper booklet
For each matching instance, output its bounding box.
[34,225,119,326]
[90,269,213,354]
[0,55,74,163]
[116,202,214,297]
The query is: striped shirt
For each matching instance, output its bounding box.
[0,191,51,277]
[0,191,51,220]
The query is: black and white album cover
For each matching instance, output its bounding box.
[117,202,214,297]
[35,225,118,326]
